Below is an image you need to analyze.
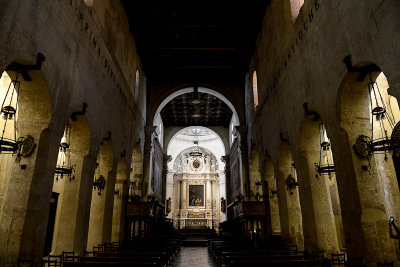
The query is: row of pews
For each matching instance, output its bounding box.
[41,240,180,267]
[208,239,325,267]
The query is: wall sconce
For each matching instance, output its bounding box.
[285,162,298,195]
[93,162,106,195]
[270,189,278,198]
[315,122,335,179]
[114,188,121,198]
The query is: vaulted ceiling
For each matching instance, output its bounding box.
[121,0,269,85]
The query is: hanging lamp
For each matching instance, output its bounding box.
[315,122,335,179]
[0,73,21,153]
[55,123,74,181]
[285,162,298,195]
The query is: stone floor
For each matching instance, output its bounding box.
[173,246,217,267]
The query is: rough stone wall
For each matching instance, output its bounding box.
[0,0,146,264]
[248,0,400,263]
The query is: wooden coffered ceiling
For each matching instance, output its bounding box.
[120,0,269,85]
[160,91,233,127]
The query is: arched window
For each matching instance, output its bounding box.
[252,71,258,109]
[134,69,140,104]
[290,0,304,22]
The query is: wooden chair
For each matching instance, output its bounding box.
[112,241,120,252]
[287,245,298,255]
[17,259,33,267]
[104,242,113,252]
[40,259,58,267]
[377,262,394,267]
[62,251,77,263]
[311,250,324,260]
[347,257,364,266]
[331,252,346,265]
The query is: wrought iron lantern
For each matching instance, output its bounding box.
[55,123,74,181]
[270,189,278,198]
[0,72,21,153]
[114,188,121,198]
[367,72,399,156]
[93,162,106,195]
[315,122,335,179]
[285,162,298,195]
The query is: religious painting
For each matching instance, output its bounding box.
[189,185,204,207]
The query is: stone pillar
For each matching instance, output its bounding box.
[87,162,116,249]
[235,126,250,200]
[141,126,156,200]
[222,156,230,204]
[52,151,87,254]
[296,150,340,253]
[73,155,96,255]
[0,128,59,267]
[111,181,127,243]
[276,165,304,250]
[331,130,398,264]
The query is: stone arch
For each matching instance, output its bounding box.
[277,142,304,249]
[252,71,258,109]
[87,139,114,250]
[336,63,399,262]
[51,115,92,254]
[0,61,54,265]
[298,114,341,253]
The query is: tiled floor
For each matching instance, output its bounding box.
[173,246,217,267]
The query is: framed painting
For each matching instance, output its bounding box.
[189,185,204,207]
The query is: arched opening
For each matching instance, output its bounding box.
[277,142,304,250]
[290,0,304,22]
[337,65,399,261]
[166,126,226,230]
[0,63,53,265]
[134,69,140,104]
[87,140,114,250]
[298,115,343,253]
[252,71,258,109]
[50,115,91,255]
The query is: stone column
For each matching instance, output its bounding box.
[0,128,59,267]
[73,155,97,255]
[52,151,87,254]
[112,181,127,243]
[296,150,340,254]
[331,130,398,264]
[235,126,250,200]
[276,165,304,250]
[87,162,116,249]
[141,126,156,200]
